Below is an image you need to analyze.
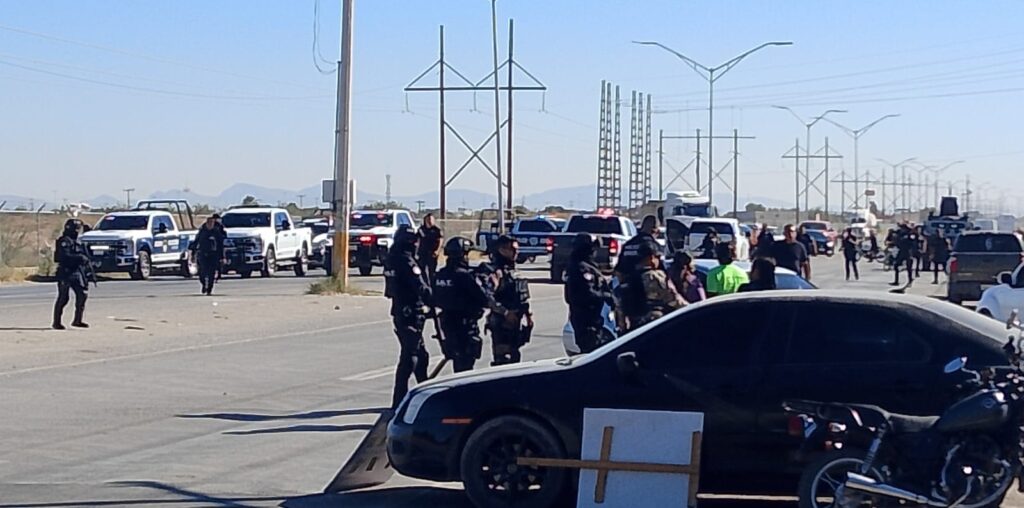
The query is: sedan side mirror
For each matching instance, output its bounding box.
[1000,272,1013,286]
[616,352,640,380]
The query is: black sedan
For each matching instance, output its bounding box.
[387,291,1010,507]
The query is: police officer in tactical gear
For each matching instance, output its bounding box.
[417,213,443,286]
[191,214,226,295]
[433,237,490,372]
[384,225,433,407]
[565,233,614,354]
[613,215,658,280]
[53,219,93,330]
[479,235,533,366]
[622,239,683,330]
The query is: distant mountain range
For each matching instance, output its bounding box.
[3,185,793,212]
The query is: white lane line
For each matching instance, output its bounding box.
[0,318,391,378]
[340,366,395,381]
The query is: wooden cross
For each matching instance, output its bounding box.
[517,426,703,506]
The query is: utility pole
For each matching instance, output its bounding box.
[385,174,392,205]
[331,0,355,286]
[489,0,504,231]
[773,106,846,213]
[297,194,305,209]
[635,40,791,209]
[415,200,425,214]
[784,139,842,221]
[123,188,135,208]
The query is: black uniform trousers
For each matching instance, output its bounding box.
[439,315,482,373]
[569,307,604,354]
[418,255,438,287]
[54,275,88,325]
[198,253,220,293]
[392,310,429,407]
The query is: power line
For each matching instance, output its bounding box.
[0,23,327,92]
[312,0,337,75]
[0,59,331,100]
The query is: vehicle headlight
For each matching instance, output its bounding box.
[248,237,263,252]
[120,241,135,254]
[401,387,449,424]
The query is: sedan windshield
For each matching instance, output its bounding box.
[95,215,148,231]
[222,213,271,228]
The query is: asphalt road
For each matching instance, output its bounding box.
[0,257,1011,508]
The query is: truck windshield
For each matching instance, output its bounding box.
[954,234,1023,253]
[95,215,149,231]
[351,213,392,228]
[673,204,712,217]
[516,220,558,233]
[566,216,622,235]
[222,213,271,228]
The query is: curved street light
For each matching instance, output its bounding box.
[824,114,901,209]
[772,106,847,214]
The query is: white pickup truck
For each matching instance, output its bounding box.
[673,217,751,260]
[220,207,312,278]
[80,200,199,280]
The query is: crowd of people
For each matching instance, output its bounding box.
[835,222,952,286]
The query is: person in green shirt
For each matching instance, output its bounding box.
[706,242,749,297]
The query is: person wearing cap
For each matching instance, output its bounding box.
[706,242,749,297]
[477,234,532,366]
[565,233,614,354]
[191,214,226,295]
[52,219,93,329]
[613,215,658,281]
[385,225,433,407]
[433,237,490,372]
[622,238,683,330]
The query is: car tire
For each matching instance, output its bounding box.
[460,415,569,508]
[294,246,309,277]
[181,251,198,278]
[358,263,373,276]
[979,308,993,318]
[131,250,151,281]
[798,449,882,508]
[261,247,276,278]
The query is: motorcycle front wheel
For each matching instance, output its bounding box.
[798,449,888,508]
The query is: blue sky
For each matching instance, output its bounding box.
[2,0,1024,211]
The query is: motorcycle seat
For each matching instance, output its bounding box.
[786,400,938,434]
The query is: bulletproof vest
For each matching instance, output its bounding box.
[433,266,463,313]
[383,258,397,299]
[495,268,529,312]
[623,269,657,318]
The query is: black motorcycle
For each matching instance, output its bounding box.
[785,316,1024,508]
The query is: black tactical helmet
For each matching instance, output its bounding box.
[490,234,517,261]
[571,232,597,252]
[63,219,82,233]
[444,236,473,262]
[394,225,418,251]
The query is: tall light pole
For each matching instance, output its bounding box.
[773,106,846,213]
[331,0,355,286]
[911,160,963,210]
[490,0,505,233]
[823,114,900,211]
[634,40,792,207]
[876,157,917,217]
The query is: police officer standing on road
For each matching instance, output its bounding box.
[52,219,92,330]
[479,235,533,366]
[192,214,226,295]
[614,215,657,280]
[433,237,490,372]
[417,213,443,286]
[623,240,683,330]
[385,225,432,407]
[892,223,917,287]
[565,233,614,354]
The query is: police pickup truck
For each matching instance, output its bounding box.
[321,209,416,276]
[219,207,312,278]
[478,216,566,263]
[80,200,199,280]
[548,213,637,283]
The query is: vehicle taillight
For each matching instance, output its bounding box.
[608,238,619,256]
[359,235,374,245]
[787,415,805,437]
[545,237,554,254]
[949,256,958,274]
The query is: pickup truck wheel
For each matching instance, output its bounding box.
[358,262,373,276]
[131,251,151,281]
[261,248,276,278]
[181,251,198,278]
[294,247,309,277]
[460,415,568,508]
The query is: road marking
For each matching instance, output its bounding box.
[340,366,395,381]
[0,318,391,378]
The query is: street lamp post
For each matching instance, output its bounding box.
[911,160,963,210]
[876,157,917,217]
[823,114,900,211]
[634,40,792,208]
[772,106,846,214]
